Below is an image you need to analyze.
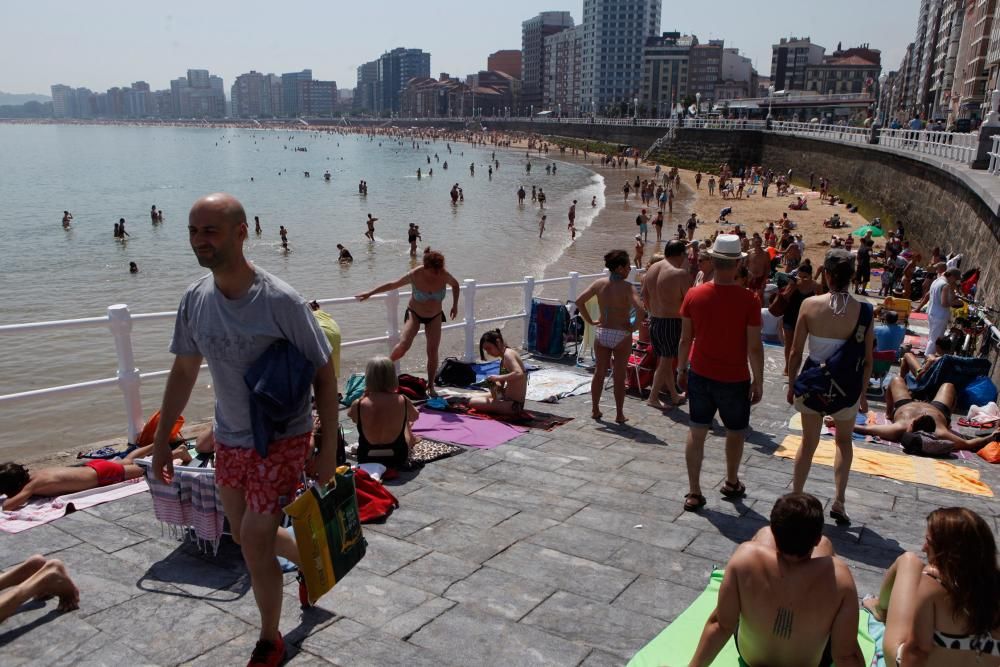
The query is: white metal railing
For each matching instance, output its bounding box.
[0,269,614,442]
[988,135,1000,175]
[766,120,871,146]
[877,127,978,164]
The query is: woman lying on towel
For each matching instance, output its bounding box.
[0,443,191,511]
[469,330,527,416]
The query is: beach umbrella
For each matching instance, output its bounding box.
[852,225,884,237]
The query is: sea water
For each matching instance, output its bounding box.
[0,123,603,458]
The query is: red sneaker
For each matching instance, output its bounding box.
[247,634,285,667]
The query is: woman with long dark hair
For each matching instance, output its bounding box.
[356,248,460,395]
[865,507,999,665]
[469,329,526,416]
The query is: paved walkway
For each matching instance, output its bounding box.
[2,346,998,666]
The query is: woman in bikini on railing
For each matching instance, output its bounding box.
[575,249,644,424]
[356,248,460,395]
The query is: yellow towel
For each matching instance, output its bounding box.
[775,435,994,498]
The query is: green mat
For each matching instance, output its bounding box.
[628,570,876,667]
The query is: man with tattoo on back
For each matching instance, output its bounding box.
[690,493,864,667]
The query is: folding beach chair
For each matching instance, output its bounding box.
[867,349,898,398]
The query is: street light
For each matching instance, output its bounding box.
[634,97,639,119]
[767,85,775,121]
[695,92,701,117]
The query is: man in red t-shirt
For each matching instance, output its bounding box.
[677,234,765,512]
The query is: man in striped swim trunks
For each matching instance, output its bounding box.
[641,239,691,409]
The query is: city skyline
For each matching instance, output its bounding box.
[2,0,913,95]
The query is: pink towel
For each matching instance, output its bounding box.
[412,409,524,449]
[0,478,148,534]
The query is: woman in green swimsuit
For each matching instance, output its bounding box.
[356,248,460,395]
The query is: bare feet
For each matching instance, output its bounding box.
[591,410,603,420]
[615,413,628,425]
[861,595,885,622]
[646,398,666,410]
[29,560,79,612]
[427,386,438,398]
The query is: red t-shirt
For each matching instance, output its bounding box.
[680,282,762,382]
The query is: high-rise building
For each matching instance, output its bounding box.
[522,12,575,110]
[375,48,431,115]
[124,81,154,118]
[930,0,966,119]
[579,0,662,115]
[231,71,268,118]
[281,70,312,117]
[50,84,74,118]
[639,32,695,118]
[488,50,523,79]
[770,37,826,90]
[960,0,999,120]
[355,60,379,113]
[187,69,210,89]
[544,25,583,115]
[298,79,338,117]
[688,40,725,104]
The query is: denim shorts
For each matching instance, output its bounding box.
[687,369,751,431]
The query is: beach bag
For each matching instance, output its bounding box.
[435,357,476,387]
[768,285,793,317]
[284,466,366,605]
[961,376,998,410]
[341,373,365,407]
[353,468,400,523]
[136,410,185,447]
[793,303,873,414]
[635,215,643,226]
[977,440,1000,464]
[397,374,428,400]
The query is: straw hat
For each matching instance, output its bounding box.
[707,234,747,259]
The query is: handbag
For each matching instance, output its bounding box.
[284,466,367,605]
[768,285,793,317]
[435,357,477,387]
[977,440,1000,464]
[794,302,873,414]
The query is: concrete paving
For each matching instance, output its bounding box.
[1,346,998,666]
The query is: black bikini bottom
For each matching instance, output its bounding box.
[405,308,446,326]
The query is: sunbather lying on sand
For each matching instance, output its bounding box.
[0,443,191,511]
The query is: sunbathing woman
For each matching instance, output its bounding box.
[469,330,527,416]
[575,249,644,424]
[356,248,460,395]
[0,443,191,511]
[865,507,999,666]
[348,356,419,469]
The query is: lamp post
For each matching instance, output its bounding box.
[767,85,774,121]
[695,92,701,117]
[633,97,639,119]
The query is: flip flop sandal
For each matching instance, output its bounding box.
[861,595,886,623]
[720,481,747,499]
[684,493,707,511]
[830,507,852,526]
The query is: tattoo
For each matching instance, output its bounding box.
[772,607,793,639]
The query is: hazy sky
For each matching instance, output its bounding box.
[2,0,916,95]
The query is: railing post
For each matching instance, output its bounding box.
[567,271,581,305]
[522,276,535,348]
[462,279,477,362]
[384,289,400,370]
[107,304,143,443]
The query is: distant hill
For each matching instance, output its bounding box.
[0,91,51,105]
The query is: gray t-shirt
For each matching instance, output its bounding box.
[170,266,331,448]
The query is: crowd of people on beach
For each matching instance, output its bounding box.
[10,127,999,667]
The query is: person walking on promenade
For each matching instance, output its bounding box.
[356,248,460,396]
[576,250,644,424]
[150,193,339,667]
[786,250,873,525]
[925,268,960,356]
[642,240,691,409]
[677,234,764,512]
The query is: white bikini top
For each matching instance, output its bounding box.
[807,334,846,364]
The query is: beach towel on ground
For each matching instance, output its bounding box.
[441,402,573,431]
[775,435,993,497]
[0,478,149,534]
[524,367,595,403]
[409,439,465,463]
[412,409,525,448]
[628,569,876,667]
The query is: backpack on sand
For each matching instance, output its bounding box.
[793,303,873,414]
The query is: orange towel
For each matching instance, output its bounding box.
[775,435,993,497]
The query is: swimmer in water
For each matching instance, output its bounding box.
[279,225,288,249]
[365,214,378,241]
[592,196,598,207]
[254,216,262,235]
[62,211,73,228]
[129,262,139,274]
[336,244,353,263]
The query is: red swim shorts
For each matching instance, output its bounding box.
[84,459,126,487]
[214,433,311,514]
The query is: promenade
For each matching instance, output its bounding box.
[2,344,998,666]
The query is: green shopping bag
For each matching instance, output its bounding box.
[284,466,367,605]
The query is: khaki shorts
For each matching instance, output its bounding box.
[794,395,859,423]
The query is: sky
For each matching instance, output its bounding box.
[1,0,917,96]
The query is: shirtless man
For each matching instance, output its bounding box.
[62,210,73,228]
[365,214,378,241]
[641,240,691,408]
[567,200,576,232]
[747,236,770,303]
[634,235,644,268]
[517,186,526,204]
[690,493,864,667]
[0,443,191,511]
[851,377,996,453]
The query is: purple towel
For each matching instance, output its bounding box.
[412,409,524,449]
